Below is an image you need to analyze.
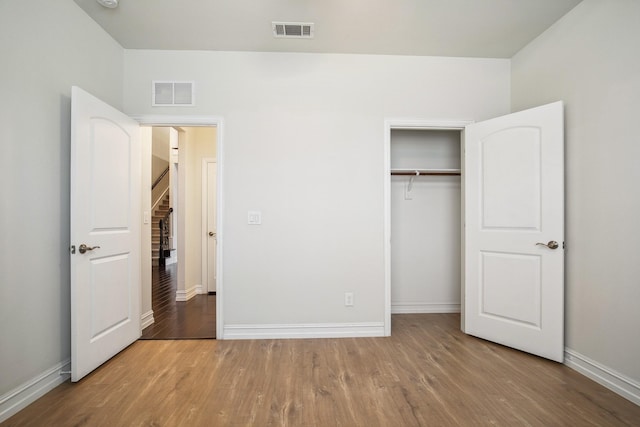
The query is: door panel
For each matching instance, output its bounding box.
[90,255,131,339]
[91,119,132,228]
[464,101,564,362]
[71,86,141,381]
[481,127,541,230]
[481,252,541,327]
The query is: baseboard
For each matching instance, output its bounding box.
[0,359,70,423]
[141,310,154,329]
[223,322,385,340]
[564,348,640,406]
[175,285,198,302]
[391,302,460,314]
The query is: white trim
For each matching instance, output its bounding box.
[216,121,225,339]
[165,253,177,266]
[384,121,391,336]
[141,310,155,329]
[131,115,218,126]
[0,359,71,423]
[384,119,473,131]
[564,348,640,406]
[176,285,198,302]
[391,303,461,314]
[224,322,385,340]
[383,119,473,338]
[133,115,225,340]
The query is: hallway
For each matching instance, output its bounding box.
[140,264,216,339]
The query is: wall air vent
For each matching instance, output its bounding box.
[152,81,195,107]
[272,22,314,39]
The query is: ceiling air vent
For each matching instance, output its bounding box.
[152,81,195,107]
[272,22,314,39]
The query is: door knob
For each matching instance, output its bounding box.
[536,241,559,250]
[78,244,101,254]
[208,231,216,237]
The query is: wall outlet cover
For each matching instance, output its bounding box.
[248,210,262,225]
[345,292,354,307]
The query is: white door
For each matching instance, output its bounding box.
[70,86,141,381]
[463,101,564,362]
[203,160,217,292]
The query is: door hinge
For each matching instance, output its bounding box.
[563,241,565,249]
[70,245,76,254]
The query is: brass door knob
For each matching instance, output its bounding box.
[208,231,215,237]
[536,241,559,250]
[78,244,101,254]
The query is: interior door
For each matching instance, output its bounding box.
[70,86,141,381]
[205,160,217,292]
[463,101,564,362]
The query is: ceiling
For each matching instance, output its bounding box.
[74,0,582,58]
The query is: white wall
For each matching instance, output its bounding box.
[152,155,169,182]
[512,0,640,384]
[124,51,510,327]
[0,0,123,401]
[152,127,170,161]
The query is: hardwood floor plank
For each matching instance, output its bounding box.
[4,314,640,426]
[141,264,216,340]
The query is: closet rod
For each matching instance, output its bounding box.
[390,171,460,176]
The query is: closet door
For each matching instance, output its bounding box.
[463,101,564,362]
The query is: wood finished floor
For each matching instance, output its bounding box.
[140,264,215,340]
[4,314,640,426]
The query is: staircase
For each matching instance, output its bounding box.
[152,193,171,266]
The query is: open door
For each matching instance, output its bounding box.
[463,101,564,362]
[204,159,217,293]
[70,86,141,381]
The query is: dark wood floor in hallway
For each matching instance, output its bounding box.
[140,264,216,340]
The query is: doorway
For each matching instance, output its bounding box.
[389,128,463,317]
[383,103,565,362]
[383,120,470,335]
[141,125,218,339]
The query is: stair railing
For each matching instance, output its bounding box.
[159,207,173,267]
[152,166,170,190]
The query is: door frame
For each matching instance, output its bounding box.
[383,119,473,336]
[201,157,217,294]
[133,115,225,340]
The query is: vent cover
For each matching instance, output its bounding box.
[272,22,314,39]
[152,81,195,106]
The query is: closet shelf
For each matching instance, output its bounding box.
[390,168,461,176]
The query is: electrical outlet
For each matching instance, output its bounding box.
[344,292,354,307]
[248,210,262,225]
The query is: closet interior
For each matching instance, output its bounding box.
[390,129,462,314]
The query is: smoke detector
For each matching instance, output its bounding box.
[96,0,118,8]
[272,22,314,39]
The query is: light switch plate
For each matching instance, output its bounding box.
[248,210,262,225]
